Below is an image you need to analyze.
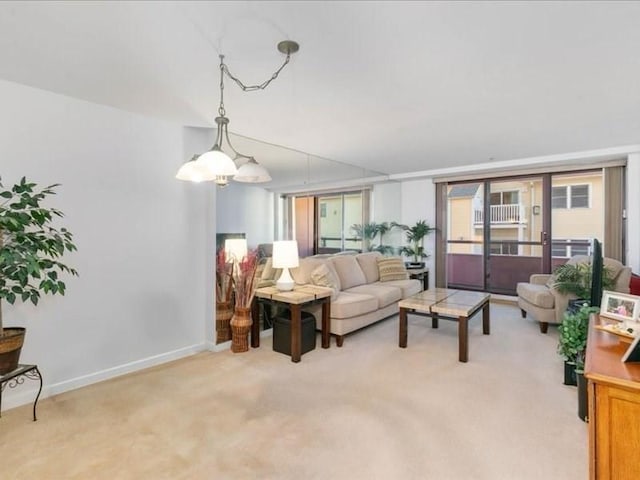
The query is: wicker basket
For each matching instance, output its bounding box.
[216,301,234,343]
[230,307,252,353]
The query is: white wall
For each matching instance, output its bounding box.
[372,182,404,250]
[0,79,211,408]
[400,179,437,275]
[216,183,274,249]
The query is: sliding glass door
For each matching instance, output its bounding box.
[486,177,548,294]
[444,170,605,295]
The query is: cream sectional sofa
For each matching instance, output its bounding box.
[288,252,422,346]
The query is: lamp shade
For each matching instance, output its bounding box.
[176,155,217,182]
[234,158,272,183]
[272,240,299,268]
[224,238,248,262]
[196,147,238,176]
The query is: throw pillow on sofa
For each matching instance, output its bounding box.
[310,263,340,300]
[378,256,409,281]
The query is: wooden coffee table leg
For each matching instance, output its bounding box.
[290,304,302,363]
[321,298,330,349]
[432,313,439,329]
[399,307,408,348]
[482,301,490,335]
[458,316,468,363]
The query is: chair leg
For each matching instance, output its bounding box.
[520,309,527,318]
[336,335,344,347]
[539,322,549,334]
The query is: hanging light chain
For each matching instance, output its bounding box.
[221,52,292,92]
[218,55,226,117]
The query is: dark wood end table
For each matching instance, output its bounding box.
[252,285,332,362]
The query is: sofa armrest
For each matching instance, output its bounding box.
[529,274,551,286]
[615,266,632,294]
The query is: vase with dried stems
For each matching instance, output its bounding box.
[230,249,259,353]
[215,249,234,343]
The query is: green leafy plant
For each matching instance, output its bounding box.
[392,220,436,263]
[552,261,615,300]
[350,222,380,252]
[372,221,394,255]
[0,177,78,335]
[350,221,395,254]
[557,303,598,364]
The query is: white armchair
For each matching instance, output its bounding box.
[516,255,631,333]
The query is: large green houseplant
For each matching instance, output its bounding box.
[392,220,436,266]
[552,261,615,302]
[0,177,78,374]
[350,221,395,254]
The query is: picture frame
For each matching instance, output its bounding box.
[621,332,640,363]
[600,290,640,323]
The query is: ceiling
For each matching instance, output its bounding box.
[1,1,640,180]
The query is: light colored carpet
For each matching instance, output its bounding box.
[0,303,587,480]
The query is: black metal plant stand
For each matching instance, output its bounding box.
[0,364,43,421]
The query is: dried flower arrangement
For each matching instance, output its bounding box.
[216,248,234,305]
[233,249,259,309]
[215,249,234,343]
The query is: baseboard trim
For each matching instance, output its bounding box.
[1,343,206,411]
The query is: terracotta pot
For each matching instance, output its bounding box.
[230,307,252,353]
[216,301,233,343]
[0,327,26,375]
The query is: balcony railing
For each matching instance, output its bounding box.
[474,204,525,224]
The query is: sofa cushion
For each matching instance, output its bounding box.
[260,257,281,281]
[330,292,379,319]
[291,257,341,289]
[378,279,422,298]
[516,282,555,309]
[310,263,340,300]
[346,284,402,308]
[378,256,409,282]
[330,255,367,290]
[356,252,382,283]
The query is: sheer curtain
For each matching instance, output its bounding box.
[603,165,625,262]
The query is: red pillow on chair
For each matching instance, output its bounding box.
[630,273,640,296]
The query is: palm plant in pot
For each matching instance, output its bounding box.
[552,261,615,313]
[0,177,77,374]
[392,220,435,268]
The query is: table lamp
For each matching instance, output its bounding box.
[224,238,248,263]
[273,240,299,291]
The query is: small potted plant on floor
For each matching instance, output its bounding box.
[0,177,78,374]
[557,303,597,387]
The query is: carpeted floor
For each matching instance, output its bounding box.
[0,303,587,479]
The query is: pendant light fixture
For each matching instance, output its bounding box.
[176,40,299,187]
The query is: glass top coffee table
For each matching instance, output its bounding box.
[398,288,490,363]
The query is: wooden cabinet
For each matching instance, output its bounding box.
[585,315,640,480]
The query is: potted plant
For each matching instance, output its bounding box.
[557,303,597,387]
[350,222,395,255]
[392,220,435,268]
[553,261,615,312]
[0,177,78,374]
[575,351,589,422]
[350,222,380,253]
[372,222,394,255]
